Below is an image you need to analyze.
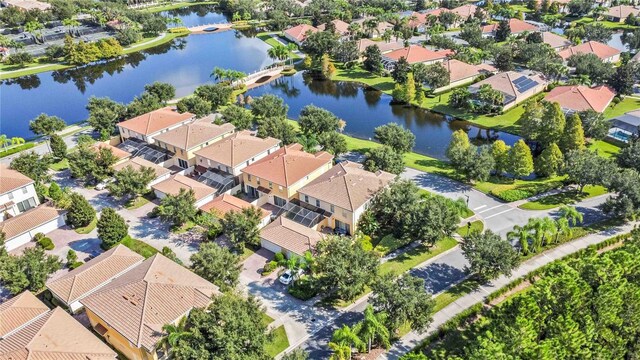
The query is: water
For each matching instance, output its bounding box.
[247,73,521,159]
[1,7,272,138]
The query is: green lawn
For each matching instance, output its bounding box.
[379,237,458,276]
[120,236,159,258]
[519,185,608,210]
[374,234,413,255]
[256,32,301,59]
[75,218,97,234]
[266,325,289,357]
[261,312,274,327]
[125,195,152,210]
[604,96,640,119]
[332,66,396,93]
[570,17,637,30]
[49,158,69,171]
[456,220,484,237]
[433,277,482,312]
[171,221,196,234]
[0,143,36,158]
[588,140,621,158]
[509,4,533,12]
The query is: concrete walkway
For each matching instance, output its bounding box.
[379,220,639,360]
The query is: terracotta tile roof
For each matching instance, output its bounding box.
[558,41,621,60]
[406,11,429,28]
[2,0,51,11]
[356,39,404,53]
[80,254,219,352]
[0,165,33,196]
[117,107,195,136]
[451,4,479,18]
[542,31,572,49]
[353,18,394,33]
[384,45,454,64]
[0,291,49,338]
[544,85,616,113]
[317,19,350,35]
[284,24,319,42]
[442,59,496,83]
[605,5,640,19]
[153,120,235,151]
[241,144,333,187]
[260,216,323,256]
[482,19,539,34]
[470,71,547,100]
[299,161,395,211]
[195,130,280,168]
[200,194,270,219]
[151,174,216,202]
[0,307,116,359]
[0,205,65,241]
[112,157,171,178]
[46,245,144,306]
[91,142,131,160]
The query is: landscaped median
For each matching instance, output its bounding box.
[519,185,608,210]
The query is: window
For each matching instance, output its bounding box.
[269,182,273,189]
[178,159,188,168]
[246,161,250,166]
[22,187,28,194]
[304,195,309,203]
[16,198,36,213]
[251,157,255,161]
[342,209,348,218]
[7,192,13,200]
[248,174,252,181]
[257,178,261,185]
[316,199,320,207]
[274,196,286,207]
[330,204,334,213]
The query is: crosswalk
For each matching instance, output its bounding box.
[475,203,515,220]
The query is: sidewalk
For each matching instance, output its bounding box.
[379,220,639,360]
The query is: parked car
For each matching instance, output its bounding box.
[279,269,304,285]
[94,178,114,190]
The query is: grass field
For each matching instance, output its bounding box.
[75,218,97,234]
[266,325,289,357]
[456,220,484,237]
[588,139,621,158]
[570,17,637,30]
[49,159,69,171]
[379,237,458,276]
[374,234,413,255]
[604,96,640,119]
[432,277,482,312]
[120,235,159,258]
[519,185,607,210]
[125,195,152,210]
[256,32,301,59]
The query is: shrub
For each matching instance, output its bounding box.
[33,233,45,242]
[66,249,77,264]
[37,237,54,250]
[356,234,373,251]
[288,277,318,300]
[206,221,223,240]
[97,208,128,249]
[274,252,285,264]
[0,143,35,158]
[69,261,84,270]
[67,193,96,228]
[262,260,278,275]
[493,189,532,202]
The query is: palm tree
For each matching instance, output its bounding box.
[555,217,572,244]
[332,324,365,357]
[302,250,315,273]
[11,137,25,146]
[211,66,227,82]
[328,342,352,360]
[286,43,298,66]
[158,317,190,355]
[0,135,7,150]
[507,224,531,255]
[24,21,44,44]
[558,205,583,227]
[348,22,361,39]
[358,305,390,353]
[296,134,319,153]
[62,18,80,36]
[267,44,288,65]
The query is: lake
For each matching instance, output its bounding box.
[247,73,521,159]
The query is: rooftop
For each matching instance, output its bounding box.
[91,142,132,160]
[284,24,319,42]
[195,130,280,168]
[441,59,496,83]
[356,38,404,53]
[541,31,573,49]
[117,107,195,136]
[482,18,539,34]
[200,193,270,219]
[81,254,219,352]
[605,5,640,19]
[260,216,323,256]
[0,165,33,196]
[2,0,51,11]
[0,205,65,241]
[0,291,49,338]
[46,245,144,306]
[470,71,547,100]
[153,118,235,151]
[384,45,454,64]
[451,4,479,17]
[299,161,395,211]
[317,19,350,35]
[151,174,217,202]
[558,40,621,60]
[112,157,171,178]
[544,85,616,113]
[241,143,333,187]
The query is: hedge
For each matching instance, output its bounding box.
[0,143,36,158]
[37,237,54,250]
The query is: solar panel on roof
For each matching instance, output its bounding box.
[514,77,539,93]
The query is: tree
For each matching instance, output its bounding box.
[474,84,505,114]
[67,193,96,228]
[171,293,271,360]
[578,109,609,140]
[358,305,391,352]
[392,57,411,83]
[156,189,197,227]
[446,129,471,168]
[622,27,640,52]
[568,53,613,85]
[176,96,212,117]
[363,45,383,74]
[493,45,515,71]
[301,30,339,60]
[608,62,637,95]
[48,182,63,202]
[321,54,337,79]
[299,105,340,136]
[461,230,520,280]
[561,113,585,152]
[282,349,310,360]
[371,273,435,332]
[535,143,564,177]
[583,23,613,43]
[319,131,348,156]
[364,145,405,174]
[251,94,288,119]
[558,205,583,227]
[414,194,460,245]
[495,20,511,42]
[107,165,155,199]
[221,207,262,250]
[330,324,365,358]
[49,134,66,160]
[617,139,640,172]
[314,235,379,301]
[190,242,241,291]
[29,113,65,152]
[116,27,142,46]
[144,82,175,104]
[194,84,233,110]
[491,140,510,175]
[10,151,52,184]
[257,117,297,145]
[97,208,128,249]
[563,149,614,191]
[68,144,117,185]
[422,62,450,90]
[126,92,163,118]
[0,247,61,295]
[438,11,460,30]
[87,97,126,140]
[222,104,254,130]
[374,123,416,154]
[508,140,534,178]
[602,168,640,218]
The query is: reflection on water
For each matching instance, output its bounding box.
[247,73,521,159]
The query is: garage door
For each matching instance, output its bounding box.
[260,238,282,254]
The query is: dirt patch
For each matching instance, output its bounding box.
[488,280,531,306]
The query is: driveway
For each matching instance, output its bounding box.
[240,249,337,348]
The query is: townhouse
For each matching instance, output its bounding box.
[117,107,196,144]
[151,174,217,209]
[112,156,172,187]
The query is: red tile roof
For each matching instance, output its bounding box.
[117,107,194,136]
[284,24,319,42]
[482,18,539,34]
[384,45,454,64]
[200,193,270,219]
[558,41,621,61]
[0,165,33,196]
[544,85,616,113]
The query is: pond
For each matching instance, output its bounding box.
[1,6,272,138]
[247,73,521,159]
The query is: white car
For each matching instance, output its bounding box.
[94,178,114,190]
[279,270,294,285]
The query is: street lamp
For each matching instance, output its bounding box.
[464,194,470,207]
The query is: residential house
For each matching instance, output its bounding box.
[559,40,621,63]
[541,31,573,50]
[451,4,482,24]
[317,19,351,37]
[284,24,319,45]
[482,18,539,37]
[153,118,235,169]
[432,59,496,92]
[544,85,616,114]
[194,130,281,177]
[382,45,454,71]
[91,142,132,166]
[112,157,172,187]
[117,107,196,144]
[0,164,39,220]
[200,193,271,228]
[0,291,116,359]
[469,71,548,110]
[241,143,333,208]
[605,5,640,22]
[405,11,429,32]
[298,161,395,235]
[81,254,219,360]
[260,216,323,257]
[609,109,640,143]
[356,38,404,55]
[352,17,394,37]
[1,205,67,251]
[1,0,51,11]
[152,174,217,209]
[46,245,144,313]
